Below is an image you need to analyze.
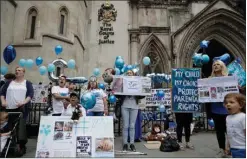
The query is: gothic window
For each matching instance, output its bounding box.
[26,8,37,39]
[59,7,68,35]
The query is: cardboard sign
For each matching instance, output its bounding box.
[35,116,114,158]
[145,89,171,106]
[31,84,48,103]
[112,76,151,96]
[198,76,239,103]
[172,68,201,113]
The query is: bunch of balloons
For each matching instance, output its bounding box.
[146,73,171,84]
[192,53,210,66]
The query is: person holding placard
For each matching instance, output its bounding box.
[117,70,145,152]
[209,60,229,157]
[51,75,69,116]
[86,76,108,116]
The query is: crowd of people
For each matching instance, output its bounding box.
[0,59,246,158]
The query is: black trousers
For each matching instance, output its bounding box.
[175,113,193,143]
[212,113,227,150]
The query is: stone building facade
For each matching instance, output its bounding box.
[1,0,245,83]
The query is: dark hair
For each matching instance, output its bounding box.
[224,93,246,113]
[151,123,161,135]
[4,73,16,80]
[70,92,79,99]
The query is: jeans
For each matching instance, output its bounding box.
[87,111,104,116]
[121,107,138,144]
[231,148,246,158]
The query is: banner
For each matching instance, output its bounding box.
[227,60,246,87]
[198,76,239,103]
[31,84,49,103]
[172,68,201,113]
[145,89,171,106]
[35,116,114,158]
[112,76,151,96]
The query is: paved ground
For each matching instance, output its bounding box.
[23,132,219,158]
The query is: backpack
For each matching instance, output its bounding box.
[159,136,180,152]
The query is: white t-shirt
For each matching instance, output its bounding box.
[6,80,27,109]
[61,104,86,117]
[226,112,246,149]
[52,86,69,114]
[87,89,107,112]
[122,96,139,109]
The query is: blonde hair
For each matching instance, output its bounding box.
[0,112,8,122]
[210,60,228,77]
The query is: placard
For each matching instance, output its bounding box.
[172,68,201,113]
[227,60,246,87]
[145,89,171,106]
[112,76,151,96]
[35,116,114,158]
[32,84,48,103]
[198,76,239,103]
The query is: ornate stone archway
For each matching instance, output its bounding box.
[139,33,171,74]
[176,9,245,68]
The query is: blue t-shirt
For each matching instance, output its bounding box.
[211,102,228,115]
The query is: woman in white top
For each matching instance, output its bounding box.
[86,76,108,116]
[62,92,86,117]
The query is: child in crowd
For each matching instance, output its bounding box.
[224,93,246,158]
[0,112,11,152]
[62,92,86,120]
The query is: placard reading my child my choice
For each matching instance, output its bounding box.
[172,68,201,113]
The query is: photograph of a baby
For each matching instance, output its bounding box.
[95,138,114,152]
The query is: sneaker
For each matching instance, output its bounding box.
[216,149,227,158]
[122,144,128,151]
[135,139,141,142]
[178,142,185,151]
[130,144,136,152]
[186,142,194,149]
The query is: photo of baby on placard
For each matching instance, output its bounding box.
[53,121,64,140]
[95,138,114,152]
[210,87,217,99]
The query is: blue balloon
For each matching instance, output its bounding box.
[36,56,43,66]
[18,59,26,67]
[115,58,125,69]
[25,59,34,69]
[116,56,122,60]
[39,66,47,75]
[55,45,63,55]
[68,59,76,69]
[157,90,165,99]
[213,53,231,65]
[208,119,215,127]
[115,68,120,75]
[126,65,133,71]
[0,66,8,75]
[159,105,165,113]
[47,64,55,72]
[3,45,16,64]
[81,92,96,110]
[143,56,151,66]
[202,54,210,64]
[98,83,105,90]
[93,68,100,76]
[200,40,210,48]
[109,95,116,104]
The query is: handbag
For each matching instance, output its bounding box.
[160,136,180,152]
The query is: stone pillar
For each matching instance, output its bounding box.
[130,5,139,64]
[130,33,139,63]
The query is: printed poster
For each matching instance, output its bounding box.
[172,68,201,113]
[32,84,48,103]
[198,76,239,103]
[112,76,151,96]
[35,116,114,158]
[145,89,172,106]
